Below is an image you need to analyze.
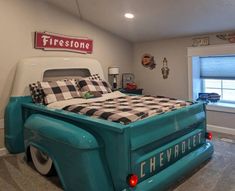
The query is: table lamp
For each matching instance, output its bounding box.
[108,67,119,90]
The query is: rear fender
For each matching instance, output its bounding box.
[24,114,114,191]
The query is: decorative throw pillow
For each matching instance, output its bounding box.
[78,79,112,94]
[87,74,102,81]
[39,79,81,104]
[29,83,45,104]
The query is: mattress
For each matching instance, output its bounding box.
[47,91,193,125]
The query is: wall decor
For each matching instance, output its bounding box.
[141,53,156,70]
[35,31,93,54]
[161,57,170,79]
[192,37,209,47]
[122,73,135,88]
[216,33,235,43]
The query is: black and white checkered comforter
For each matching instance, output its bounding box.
[62,95,193,125]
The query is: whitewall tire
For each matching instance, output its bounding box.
[30,145,54,176]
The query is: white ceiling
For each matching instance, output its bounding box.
[44,0,235,42]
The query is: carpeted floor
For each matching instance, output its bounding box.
[172,132,235,191]
[0,155,62,191]
[0,132,234,191]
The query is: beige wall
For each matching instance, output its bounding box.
[133,35,235,129]
[0,0,133,119]
[133,35,227,99]
[207,111,235,129]
[134,37,191,99]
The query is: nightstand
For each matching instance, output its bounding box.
[119,88,143,95]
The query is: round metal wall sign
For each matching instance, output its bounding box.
[141,53,156,70]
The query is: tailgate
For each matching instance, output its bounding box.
[129,102,206,182]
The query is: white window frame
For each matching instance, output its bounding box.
[187,43,235,113]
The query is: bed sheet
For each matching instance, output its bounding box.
[48,91,193,125]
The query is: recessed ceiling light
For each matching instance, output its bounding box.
[124,13,134,19]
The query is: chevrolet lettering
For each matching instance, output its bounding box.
[136,132,203,180]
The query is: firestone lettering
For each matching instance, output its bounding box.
[41,35,90,50]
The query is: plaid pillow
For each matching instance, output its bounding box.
[87,74,102,81]
[29,83,45,104]
[78,79,112,94]
[39,80,81,104]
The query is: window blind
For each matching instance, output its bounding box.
[200,56,235,79]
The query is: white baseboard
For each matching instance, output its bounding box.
[0,118,3,129]
[207,124,235,136]
[0,148,8,157]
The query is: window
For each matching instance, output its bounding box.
[203,79,235,103]
[200,56,235,103]
[188,44,235,113]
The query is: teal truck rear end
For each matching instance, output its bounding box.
[5,96,214,191]
[4,57,214,190]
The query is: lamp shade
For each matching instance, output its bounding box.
[108,67,119,75]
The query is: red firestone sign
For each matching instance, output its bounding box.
[35,32,93,54]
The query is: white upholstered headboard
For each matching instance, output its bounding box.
[12,57,105,96]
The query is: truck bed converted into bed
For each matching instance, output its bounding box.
[4,57,214,191]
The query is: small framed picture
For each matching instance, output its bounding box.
[122,73,135,88]
[192,37,209,47]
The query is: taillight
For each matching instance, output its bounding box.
[127,174,138,187]
[206,132,213,140]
